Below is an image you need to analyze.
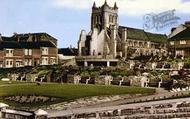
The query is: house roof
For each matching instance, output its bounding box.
[169,27,190,40]
[19,41,57,49]
[119,26,167,43]
[58,48,78,56]
[0,41,56,50]
[0,33,57,50]
[0,41,21,50]
[13,32,58,42]
[1,36,17,42]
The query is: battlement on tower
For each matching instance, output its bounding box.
[91,1,118,31]
[92,1,118,13]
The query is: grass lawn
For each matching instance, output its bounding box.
[0,81,30,85]
[0,82,155,108]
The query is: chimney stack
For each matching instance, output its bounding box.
[185,21,190,26]
[13,32,18,36]
[0,33,2,41]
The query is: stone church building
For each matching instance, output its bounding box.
[78,1,167,66]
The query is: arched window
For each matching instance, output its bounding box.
[109,15,112,23]
[96,15,99,23]
[112,16,114,23]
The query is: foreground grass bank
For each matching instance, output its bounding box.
[0,82,155,108]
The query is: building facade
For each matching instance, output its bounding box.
[0,33,58,68]
[78,1,167,61]
[168,21,190,58]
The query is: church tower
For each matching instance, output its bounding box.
[91,1,118,32]
[78,1,119,58]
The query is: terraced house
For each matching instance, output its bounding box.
[0,33,58,68]
[168,21,190,58]
[78,1,168,62]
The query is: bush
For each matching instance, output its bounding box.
[80,71,90,78]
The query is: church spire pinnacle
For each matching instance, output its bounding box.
[103,0,109,8]
[114,2,118,9]
[104,0,108,6]
[92,1,96,8]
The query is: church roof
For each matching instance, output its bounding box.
[126,27,149,41]
[119,26,167,43]
[146,32,167,43]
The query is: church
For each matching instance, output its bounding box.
[77,1,167,66]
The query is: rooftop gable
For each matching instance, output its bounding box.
[169,27,190,40]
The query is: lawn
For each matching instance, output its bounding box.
[0,81,30,85]
[0,82,155,108]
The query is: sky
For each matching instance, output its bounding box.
[0,0,190,48]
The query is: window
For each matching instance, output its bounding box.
[29,49,32,55]
[128,41,132,46]
[41,57,49,65]
[139,42,143,47]
[170,41,174,45]
[96,16,99,23]
[109,15,112,22]
[10,61,13,65]
[180,40,186,45]
[25,49,32,56]
[134,42,138,47]
[109,15,114,23]
[16,60,23,67]
[5,49,14,57]
[24,59,32,66]
[5,59,14,68]
[29,59,32,66]
[41,47,48,55]
[50,57,56,65]
[0,62,3,68]
[151,44,155,48]
[25,59,28,66]
[176,50,184,56]
[24,49,28,55]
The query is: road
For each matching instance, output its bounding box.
[47,97,190,118]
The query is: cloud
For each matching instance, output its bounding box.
[52,0,190,16]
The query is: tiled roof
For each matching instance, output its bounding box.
[126,27,149,41]
[0,41,21,50]
[0,33,57,50]
[58,48,78,56]
[13,32,58,42]
[169,27,190,40]
[119,26,167,43]
[19,41,57,49]
[1,36,16,42]
[0,41,56,50]
[145,32,167,43]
